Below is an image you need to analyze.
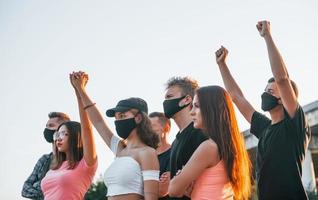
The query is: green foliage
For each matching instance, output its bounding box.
[84,180,107,200]
[308,191,318,200]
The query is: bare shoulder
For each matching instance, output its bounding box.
[198,139,218,154]
[138,146,159,170]
[194,139,220,166]
[139,146,157,159]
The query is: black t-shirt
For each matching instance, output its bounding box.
[158,148,171,176]
[158,148,171,200]
[250,105,311,200]
[169,122,208,200]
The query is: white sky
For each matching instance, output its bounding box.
[1,0,317,199]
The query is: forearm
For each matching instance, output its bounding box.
[168,177,186,197]
[159,182,169,197]
[144,181,159,200]
[264,34,289,81]
[218,62,245,101]
[22,181,43,198]
[76,92,97,165]
[76,88,113,146]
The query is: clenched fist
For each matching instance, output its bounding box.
[256,20,271,37]
[215,46,228,65]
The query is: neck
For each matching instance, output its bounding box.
[65,151,71,161]
[157,135,171,155]
[173,107,192,131]
[269,105,284,124]
[125,129,144,148]
[51,143,55,155]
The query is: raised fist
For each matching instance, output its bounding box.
[69,71,89,91]
[256,20,271,37]
[215,46,228,65]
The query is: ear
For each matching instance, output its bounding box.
[134,113,142,124]
[163,124,170,134]
[179,95,192,106]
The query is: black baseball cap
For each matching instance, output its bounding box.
[106,97,148,117]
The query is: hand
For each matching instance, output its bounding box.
[256,20,271,37]
[160,171,170,182]
[69,71,89,92]
[184,181,194,198]
[215,46,228,65]
[159,172,170,197]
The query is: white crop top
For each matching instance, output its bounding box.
[104,135,159,197]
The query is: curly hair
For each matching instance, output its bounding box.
[165,76,199,98]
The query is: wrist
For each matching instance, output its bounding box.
[83,103,96,110]
[217,61,227,67]
[263,33,273,41]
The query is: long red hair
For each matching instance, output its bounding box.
[196,86,252,200]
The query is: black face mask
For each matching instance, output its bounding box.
[43,128,56,143]
[163,95,190,118]
[261,92,280,111]
[115,117,137,139]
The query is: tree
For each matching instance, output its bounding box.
[84,179,107,200]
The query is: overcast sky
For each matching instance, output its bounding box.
[1,0,317,199]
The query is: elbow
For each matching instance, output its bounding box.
[275,76,289,85]
[230,94,241,104]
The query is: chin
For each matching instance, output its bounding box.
[57,147,66,152]
[193,122,199,129]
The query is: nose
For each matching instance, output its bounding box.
[190,106,195,116]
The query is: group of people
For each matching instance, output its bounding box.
[22,20,311,200]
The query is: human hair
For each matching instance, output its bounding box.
[267,77,298,98]
[134,111,160,149]
[165,76,199,98]
[51,121,83,170]
[48,112,70,123]
[148,112,171,133]
[196,86,252,200]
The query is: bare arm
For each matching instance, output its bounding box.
[216,47,256,123]
[140,148,160,200]
[257,21,298,117]
[168,140,219,197]
[159,172,170,197]
[71,72,121,149]
[70,72,97,166]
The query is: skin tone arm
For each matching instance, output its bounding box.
[168,140,219,197]
[139,148,160,200]
[159,172,170,197]
[71,71,124,150]
[70,72,97,166]
[216,47,256,123]
[257,21,298,117]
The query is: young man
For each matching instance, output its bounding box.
[216,21,311,199]
[22,112,70,200]
[149,112,171,200]
[163,77,207,200]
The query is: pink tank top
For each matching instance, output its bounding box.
[191,160,234,200]
[41,158,97,200]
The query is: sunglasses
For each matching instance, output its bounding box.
[53,130,69,140]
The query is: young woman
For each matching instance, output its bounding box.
[169,86,252,200]
[40,74,98,199]
[71,71,160,200]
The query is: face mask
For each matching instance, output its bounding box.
[43,128,56,143]
[261,92,280,111]
[115,117,137,139]
[163,95,190,118]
